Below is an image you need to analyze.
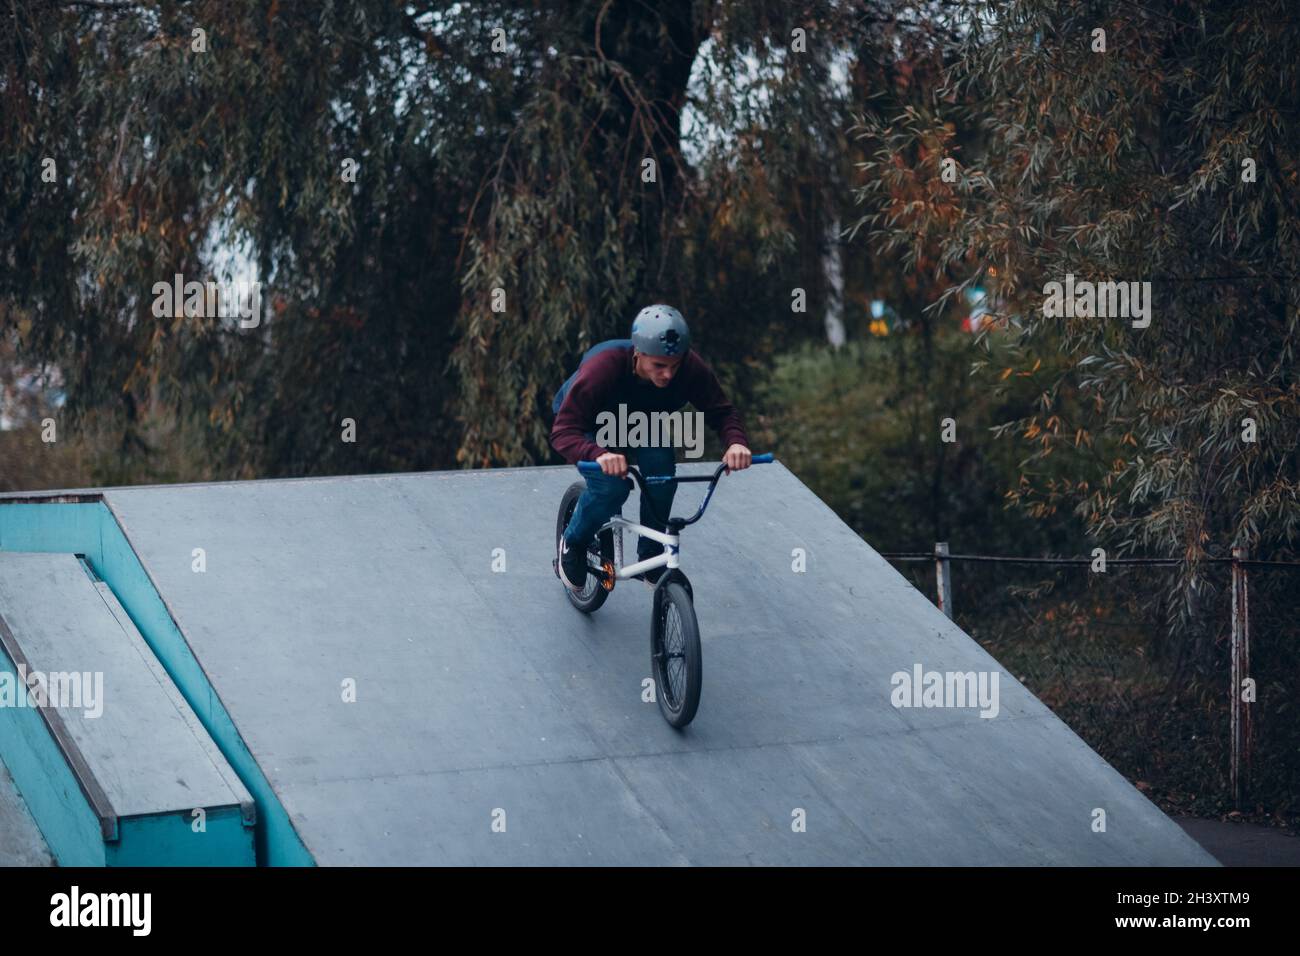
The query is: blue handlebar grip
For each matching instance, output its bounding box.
[752,453,775,464]
[576,461,602,476]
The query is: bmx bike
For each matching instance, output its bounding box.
[553,452,775,728]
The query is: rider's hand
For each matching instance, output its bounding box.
[723,444,752,473]
[597,452,628,477]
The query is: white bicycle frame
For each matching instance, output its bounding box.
[592,517,679,581]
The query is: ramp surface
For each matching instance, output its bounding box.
[1,466,1217,865]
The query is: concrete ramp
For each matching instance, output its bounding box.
[0,465,1217,865]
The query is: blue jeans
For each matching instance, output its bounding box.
[563,438,677,562]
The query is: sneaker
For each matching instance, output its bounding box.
[558,535,589,591]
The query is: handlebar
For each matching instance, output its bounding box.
[575,453,774,529]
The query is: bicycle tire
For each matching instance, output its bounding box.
[556,480,611,614]
[651,582,701,727]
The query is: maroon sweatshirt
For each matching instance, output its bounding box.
[550,344,750,464]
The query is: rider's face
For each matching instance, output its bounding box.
[635,352,684,387]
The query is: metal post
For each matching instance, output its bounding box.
[935,542,952,619]
[1230,546,1251,810]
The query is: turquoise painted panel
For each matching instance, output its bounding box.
[0,641,106,866]
[0,500,312,866]
[108,808,255,867]
[0,502,104,560]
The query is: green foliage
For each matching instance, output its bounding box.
[2,1,937,475]
[451,1,902,465]
[761,331,1088,554]
[3,0,491,476]
[850,0,1300,649]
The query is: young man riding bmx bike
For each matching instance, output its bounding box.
[550,304,753,591]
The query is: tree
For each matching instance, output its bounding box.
[2,1,942,476]
[850,0,1300,664]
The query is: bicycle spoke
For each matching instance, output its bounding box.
[662,603,687,703]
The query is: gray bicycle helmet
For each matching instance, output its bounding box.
[630,304,691,357]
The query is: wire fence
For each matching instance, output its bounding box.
[878,546,1294,816]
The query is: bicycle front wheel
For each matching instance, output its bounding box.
[651,582,701,728]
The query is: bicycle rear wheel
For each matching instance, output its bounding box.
[651,582,701,727]
[556,480,611,613]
